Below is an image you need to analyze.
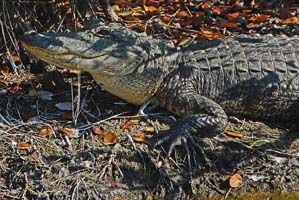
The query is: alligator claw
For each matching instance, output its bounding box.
[147,130,201,168]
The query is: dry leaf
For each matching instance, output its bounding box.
[0,66,9,75]
[249,14,270,22]
[133,134,149,142]
[144,126,155,132]
[18,142,32,150]
[9,85,22,93]
[216,21,239,28]
[228,12,240,20]
[59,127,74,137]
[281,16,299,25]
[143,5,160,13]
[212,7,225,15]
[40,128,54,137]
[93,127,104,135]
[121,118,140,129]
[246,22,260,28]
[229,172,243,188]
[224,130,243,138]
[177,11,189,19]
[103,131,118,145]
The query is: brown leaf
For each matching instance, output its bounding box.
[246,22,260,28]
[133,134,149,142]
[93,127,104,135]
[120,118,140,129]
[249,14,270,22]
[224,130,243,138]
[143,5,160,13]
[216,21,239,28]
[201,2,210,9]
[281,16,299,25]
[228,12,240,20]
[0,66,9,75]
[103,131,118,145]
[177,11,189,19]
[229,172,243,188]
[212,7,225,15]
[59,127,74,137]
[18,142,32,150]
[9,85,22,93]
[40,128,54,137]
[144,126,155,132]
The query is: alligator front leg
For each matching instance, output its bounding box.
[147,93,228,162]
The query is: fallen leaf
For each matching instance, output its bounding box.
[216,21,239,28]
[250,139,270,147]
[9,85,22,93]
[144,126,155,132]
[249,14,270,22]
[18,142,32,150]
[246,22,260,28]
[229,172,243,188]
[40,128,55,137]
[59,127,74,137]
[212,6,225,15]
[93,127,104,135]
[177,11,189,19]
[0,66,9,75]
[143,4,160,13]
[224,130,243,138]
[228,12,240,20]
[281,16,299,25]
[103,131,118,145]
[121,118,140,129]
[201,2,210,9]
[133,134,149,142]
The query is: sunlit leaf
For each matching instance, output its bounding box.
[40,128,55,137]
[93,127,104,135]
[224,130,243,138]
[18,142,32,150]
[249,14,270,22]
[133,134,149,142]
[103,131,118,145]
[228,12,240,20]
[281,16,299,25]
[229,172,243,188]
[59,127,74,137]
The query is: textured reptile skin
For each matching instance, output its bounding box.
[19,22,299,155]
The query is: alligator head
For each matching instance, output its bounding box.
[20,22,152,76]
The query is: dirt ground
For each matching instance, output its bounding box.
[0,71,299,200]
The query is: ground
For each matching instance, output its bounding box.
[0,70,298,200]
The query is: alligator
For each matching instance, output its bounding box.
[20,21,299,155]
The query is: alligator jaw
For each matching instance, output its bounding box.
[19,22,148,76]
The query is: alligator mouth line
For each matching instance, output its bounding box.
[21,41,111,59]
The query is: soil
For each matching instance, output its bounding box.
[0,71,298,200]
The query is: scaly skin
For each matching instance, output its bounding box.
[20,22,299,156]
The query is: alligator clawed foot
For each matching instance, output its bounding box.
[146,130,207,168]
